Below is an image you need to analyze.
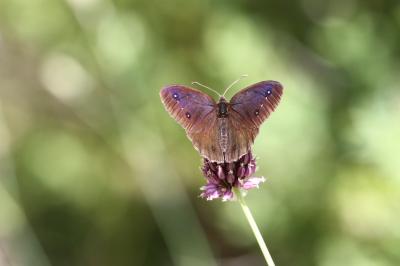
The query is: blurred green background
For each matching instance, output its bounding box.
[1,0,400,265]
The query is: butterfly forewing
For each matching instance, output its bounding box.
[160,85,215,130]
[229,81,283,127]
[160,85,224,161]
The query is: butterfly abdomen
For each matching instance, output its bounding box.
[218,118,229,153]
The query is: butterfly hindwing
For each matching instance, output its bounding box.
[223,112,254,162]
[190,114,225,162]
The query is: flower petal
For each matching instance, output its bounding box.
[241,177,266,190]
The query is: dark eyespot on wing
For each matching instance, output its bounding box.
[257,84,275,98]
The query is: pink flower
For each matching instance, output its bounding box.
[200,152,265,201]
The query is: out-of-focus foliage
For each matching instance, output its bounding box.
[1,0,400,265]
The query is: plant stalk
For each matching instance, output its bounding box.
[234,189,275,266]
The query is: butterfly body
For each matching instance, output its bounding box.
[217,98,229,118]
[160,81,283,163]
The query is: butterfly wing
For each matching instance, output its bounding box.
[160,85,225,162]
[225,80,283,161]
[224,116,255,162]
[190,112,225,162]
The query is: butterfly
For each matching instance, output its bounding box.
[160,77,283,163]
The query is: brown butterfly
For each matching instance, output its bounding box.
[160,76,283,163]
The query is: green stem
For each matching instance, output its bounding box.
[234,189,275,266]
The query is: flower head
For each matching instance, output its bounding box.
[200,152,265,201]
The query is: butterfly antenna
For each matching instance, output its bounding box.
[192,81,222,98]
[222,74,248,97]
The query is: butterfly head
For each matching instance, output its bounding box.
[217,98,229,118]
